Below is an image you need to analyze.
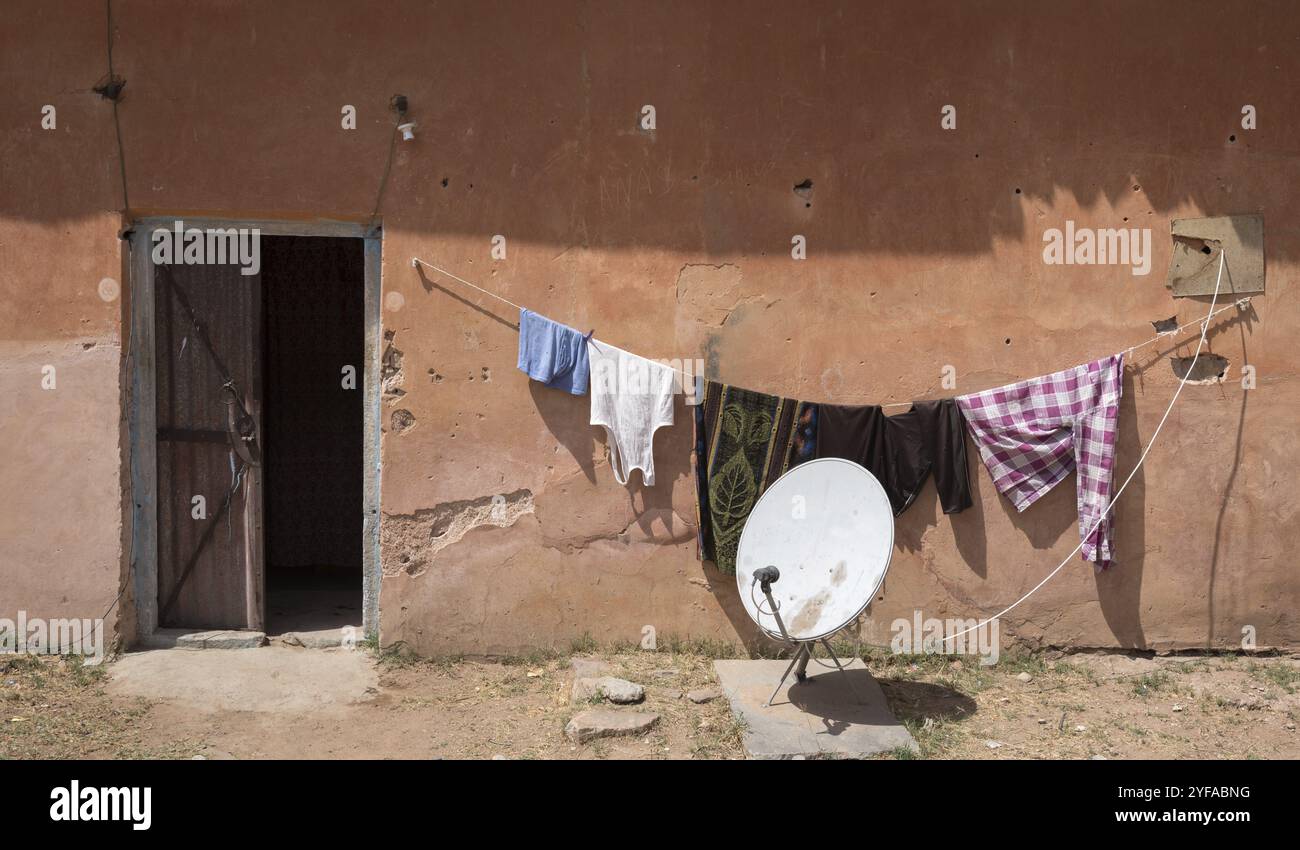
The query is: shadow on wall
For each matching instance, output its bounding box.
[414,266,519,333]
[1206,322,1253,647]
[7,3,1299,261]
[678,301,1260,651]
[1095,370,1148,649]
[530,372,780,650]
[706,559,787,655]
[528,380,597,485]
[900,304,1259,649]
[617,393,697,544]
[1106,302,1257,647]
[529,368,783,651]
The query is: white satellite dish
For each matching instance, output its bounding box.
[735,457,895,705]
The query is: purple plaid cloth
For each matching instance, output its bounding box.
[956,354,1125,568]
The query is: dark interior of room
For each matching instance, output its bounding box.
[260,235,365,634]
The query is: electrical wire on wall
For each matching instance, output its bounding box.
[366,95,410,238]
[94,0,132,640]
[96,0,129,213]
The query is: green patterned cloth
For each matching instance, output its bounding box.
[693,381,817,575]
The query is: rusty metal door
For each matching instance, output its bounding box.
[154,261,264,630]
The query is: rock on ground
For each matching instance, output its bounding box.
[572,676,645,704]
[564,710,659,744]
[685,687,721,704]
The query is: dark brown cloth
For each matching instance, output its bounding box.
[815,399,972,516]
[693,381,816,575]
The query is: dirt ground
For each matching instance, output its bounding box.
[2,642,1298,759]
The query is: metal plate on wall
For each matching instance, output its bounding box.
[1166,214,1264,297]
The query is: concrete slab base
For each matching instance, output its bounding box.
[139,629,266,650]
[714,659,917,759]
[108,646,377,714]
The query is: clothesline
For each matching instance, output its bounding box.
[416,251,1242,642]
[941,250,1229,646]
[411,257,527,311]
[409,255,1252,407]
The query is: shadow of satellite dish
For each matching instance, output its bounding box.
[785,669,906,731]
[786,670,978,735]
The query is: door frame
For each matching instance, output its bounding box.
[127,216,383,642]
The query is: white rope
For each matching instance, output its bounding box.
[411,257,526,312]
[879,294,1248,409]
[1124,296,1248,357]
[412,251,1240,647]
[940,250,1228,648]
[411,255,703,384]
[411,254,1248,406]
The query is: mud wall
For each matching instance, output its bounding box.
[0,1,1296,654]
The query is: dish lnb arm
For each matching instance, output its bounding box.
[753,566,792,644]
[753,565,780,593]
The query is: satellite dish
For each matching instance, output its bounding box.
[735,458,894,704]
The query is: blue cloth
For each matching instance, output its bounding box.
[516,308,591,395]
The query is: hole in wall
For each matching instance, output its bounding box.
[1150,315,1179,334]
[1171,353,1229,383]
[391,409,416,433]
[93,73,126,101]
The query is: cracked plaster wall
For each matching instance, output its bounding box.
[1,2,1296,656]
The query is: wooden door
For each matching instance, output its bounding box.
[154,261,264,630]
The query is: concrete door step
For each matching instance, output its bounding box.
[272,626,363,649]
[140,628,267,650]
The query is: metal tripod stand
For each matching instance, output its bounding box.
[753,565,856,707]
[765,638,854,707]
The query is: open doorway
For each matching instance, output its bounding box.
[131,218,381,645]
[260,236,365,636]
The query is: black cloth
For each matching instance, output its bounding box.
[815,399,972,516]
